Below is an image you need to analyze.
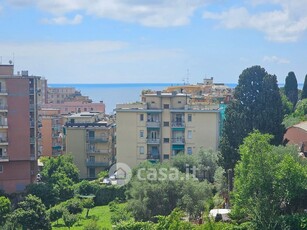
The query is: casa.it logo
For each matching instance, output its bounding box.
[108,162,132,186]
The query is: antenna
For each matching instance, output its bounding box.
[186,68,190,85]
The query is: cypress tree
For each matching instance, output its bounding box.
[301,74,307,100]
[220,66,284,170]
[284,71,298,107]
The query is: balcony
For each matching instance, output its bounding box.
[0,89,8,95]
[0,155,9,162]
[30,154,36,161]
[0,105,8,112]
[146,121,160,128]
[87,149,112,154]
[172,137,185,144]
[171,121,185,128]
[0,121,8,128]
[147,138,160,144]
[0,138,8,145]
[147,153,160,163]
[86,159,111,167]
[87,137,109,143]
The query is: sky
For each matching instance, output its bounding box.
[0,0,306,84]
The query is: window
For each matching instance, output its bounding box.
[188,114,192,122]
[163,121,169,127]
[188,130,192,139]
[89,156,95,162]
[140,130,144,138]
[89,168,95,178]
[139,146,144,154]
[164,154,170,159]
[163,104,170,109]
[163,138,169,143]
[187,147,192,155]
[178,101,182,104]
[140,114,144,121]
[0,165,3,173]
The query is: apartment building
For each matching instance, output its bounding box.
[115,91,221,169]
[39,108,63,157]
[48,87,92,104]
[0,65,41,193]
[42,101,105,115]
[64,112,115,179]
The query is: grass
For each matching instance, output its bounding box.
[52,204,116,229]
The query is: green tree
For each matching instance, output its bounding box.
[62,210,78,230]
[232,131,307,229]
[220,66,284,170]
[280,91,293,117]
[48,205,64,225]
[0,196,11,225]
[26,182,59,208]
[127,163,212,221]
[285,71,298,107]
[10,194,51,230]
[301,74,307,100]
[82,198,94,218]
[41,155,79,202]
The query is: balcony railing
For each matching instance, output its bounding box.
[87,149,112,154]
[0,105,8,110]
[172,137,185,144]
[0,121,8,127]
[0,89,7,94]
[147,138,160,144]
[0,138,8,145]
[171,121,185,128]
[87,137,109,143]
[86,159,111,167]
[30,154,36,161]
[0,155,9,162]
[146,121,160,128]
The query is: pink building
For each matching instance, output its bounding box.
[39,108,63,157]
[42,101,105,115]
[0,65,41,193]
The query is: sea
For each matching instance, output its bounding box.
[49,83,303,114]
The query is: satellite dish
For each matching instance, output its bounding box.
[9,60,12,64]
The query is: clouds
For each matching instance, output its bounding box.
[263,55,290,64]
[41,14,83,25]
[203,0,307,42]
[7,0,208,27]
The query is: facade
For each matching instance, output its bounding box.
[64,112,115,179]
[48,87,92,104]
[39,108,63,157]
[115,91,221,169]
[42,101,105,115]
[0,65,41,193]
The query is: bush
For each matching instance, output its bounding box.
[114,220,154,230]
[83,220,100,230]
[63,198,84,214]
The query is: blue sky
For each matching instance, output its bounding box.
[0,0,306,84]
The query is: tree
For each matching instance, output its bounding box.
[10,194,51,230]
[0,196,11,225]
[284,71,298,107]
[82,198,94,218]
[62,210,78,230]
[220,66,284,170]
[40,155,79,202]
[301,74,307,100]
[26,182,59,208]
[48,205,64,225]
[232,131,307,229]
[127,162,212,221]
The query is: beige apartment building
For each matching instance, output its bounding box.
[64,112,115,179]
[115,91,221,169]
